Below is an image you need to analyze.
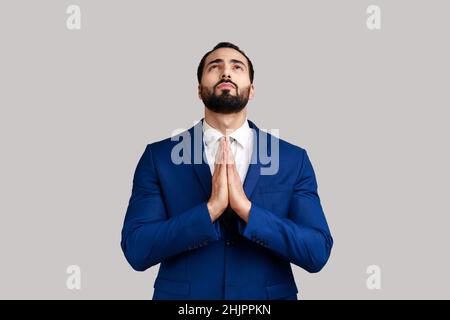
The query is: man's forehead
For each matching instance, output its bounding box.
[205,48,248,66]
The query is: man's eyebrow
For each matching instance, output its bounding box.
[206,58,247,69]
[206,58,223,66]
[230,59,246,68]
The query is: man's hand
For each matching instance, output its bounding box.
[207,137,229,222]
[225,138,252,223]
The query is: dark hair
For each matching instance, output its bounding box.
[197,42,254,84]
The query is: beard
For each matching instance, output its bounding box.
[200,81,251,114]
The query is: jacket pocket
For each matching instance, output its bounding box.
[256,185,294,216]
[154,277,190,296]
[266,282,298,300]
[257,184,294,194]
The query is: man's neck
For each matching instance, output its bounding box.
[204,108,247,136]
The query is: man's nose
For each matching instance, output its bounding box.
[220,66,232,79]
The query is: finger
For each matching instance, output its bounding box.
[213,138,225,179]
[224,139,230,170]
[226,138,235,166]
[222,136,228,165]
[226,148,234,182]
[215,138,223,164]
[219,138,227,176]
[227,159,240,185]
[213,154,220,177]
[214,162,220,179]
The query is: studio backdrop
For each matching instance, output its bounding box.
[0,0,449,299]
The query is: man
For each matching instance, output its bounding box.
[121,42,333,300]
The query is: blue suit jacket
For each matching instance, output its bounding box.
[121,119,333,300]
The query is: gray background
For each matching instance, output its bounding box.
[0,0,449,299]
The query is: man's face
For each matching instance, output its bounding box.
[198,48,254,114]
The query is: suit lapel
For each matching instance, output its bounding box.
[190,119,212,199]
[243,119,262,200]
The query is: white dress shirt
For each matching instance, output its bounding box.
[203,118,254,184]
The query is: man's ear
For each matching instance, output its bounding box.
[249,83,255,100]
[198,84,202,100]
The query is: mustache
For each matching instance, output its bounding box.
[214,80,238,89]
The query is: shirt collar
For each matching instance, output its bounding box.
[202,118,251,149]
[229,118,251,150]
[203,119,224,148]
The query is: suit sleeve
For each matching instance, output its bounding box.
[121,144,219,271]
[241,149,333,273]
